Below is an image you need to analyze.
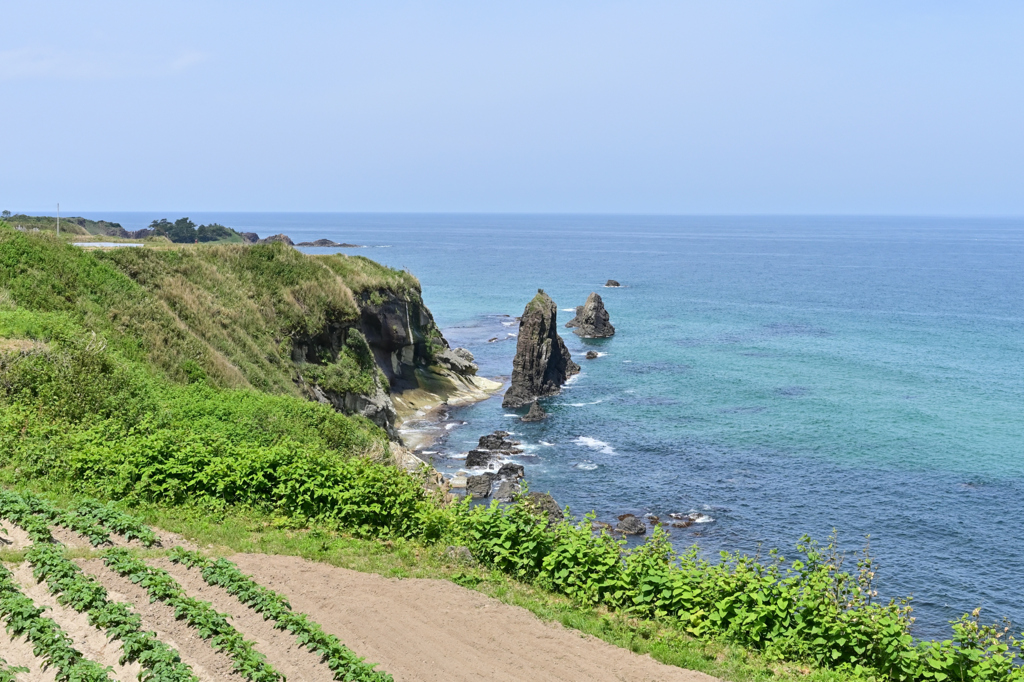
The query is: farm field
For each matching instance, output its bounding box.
[0,491,714,682]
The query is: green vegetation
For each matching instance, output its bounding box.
[147,217,244,244]
[103,548,280,682]
[26,543,199,682]
[170,548,392,682]
[1,213,122,237]
[0,221,1020,682]
[0,562,114,681]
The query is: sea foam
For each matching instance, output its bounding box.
[574,436,616,455]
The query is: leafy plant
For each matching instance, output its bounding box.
[103,548,282,682]
[170,547,392,681]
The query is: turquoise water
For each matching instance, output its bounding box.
[86,213,1024,637]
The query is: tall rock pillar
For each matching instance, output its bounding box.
[502,289,580,408]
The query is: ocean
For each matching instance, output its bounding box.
[82,212,1024,638]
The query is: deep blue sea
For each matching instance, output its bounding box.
[82,212,1024,638]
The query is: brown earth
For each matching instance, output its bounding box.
[0,520,31,551]
[77,558,243,682]
[11,562,143,682]
[231,553,719,682]
[50,524,198,551]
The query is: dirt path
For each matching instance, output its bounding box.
[154,558,334,682]
[231,554,719,682]
[77,558,242,682]
[11,562,143,682]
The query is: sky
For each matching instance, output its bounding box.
[2,1,1023,215]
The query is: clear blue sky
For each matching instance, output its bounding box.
[3,1,1023,215]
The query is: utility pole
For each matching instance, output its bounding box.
[57,203,60,236]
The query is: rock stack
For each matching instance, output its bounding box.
[565,292,615,338]
[502,290,580,408]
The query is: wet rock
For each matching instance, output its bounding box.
[449,476,467,489]
[671,520,693,528]
[493,479,520,502]
[592,521,614,533]
[444,546,475,563]
[479,432,520,450]
[605,280,621,287]
[565,292,615,338]
[615,514,646,535]
[465,450,493,468]
[239,232,260,244]
[522,401,546,422]
[585,351,599,360]
[496,462,525,480]
[521,492,564,526]
[503,290,580,408]
[466,473,496,498]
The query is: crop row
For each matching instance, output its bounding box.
[0,561,114,682]
[28,543,198,682]
[0,656,28,682]
[67,498,159,547]
[171,548,393,682]
[103,548,283,682]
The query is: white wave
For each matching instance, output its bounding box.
[507,332,517,337]
[448,452,468,460]
[596,352,609,357]
[561,308,575,312]
[623,360,632,363]
[420,450,437,455]
[539,441,554,446]
[573,436,616,455]
[568,399,603,407]
[565,374,580,385]
[574,462,599,470]
[624,389,636,394]
[504,413,518,417]
[502,320,516,326]
[690,513,715,524]
[444,423,460,430]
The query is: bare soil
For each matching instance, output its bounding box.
[77,558,243,682]
[154,558,334,681]
[50,525,198,551]
[0,520,31,551]
[0,614,57,682]
[11,562,143,682]
[231,553,719,682]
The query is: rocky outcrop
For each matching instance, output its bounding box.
[605,280,620,287]
[493,479,520,501]
[478,431,519,451]
[258,234,295,245]
[615,514,646,535]
[521,492,564,526]
[522,402,546,421]
[565,293,615,338]
[585,351,598,360]
[465,450,493,468]
[466,473,496,498]
[239,232,260,244]
[496,462,524,480]
[295,239,360,247]
[503,290,580,408]
[295,286,496,441]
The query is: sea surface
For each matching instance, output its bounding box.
[83,212,1024,638]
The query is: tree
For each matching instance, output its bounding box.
[149,217,197,243]
[1,210,10,220]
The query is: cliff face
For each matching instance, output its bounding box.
[503,290,580,408]
[293,287,494,438]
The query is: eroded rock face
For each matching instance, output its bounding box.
[466,473,496,498]
[565,292,615,338]
[502,290,580,408]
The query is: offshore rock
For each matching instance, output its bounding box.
[585,351,599,360]
[295,238,360,247]
[478,431,519,451]
[258,233,295,245]
[605,279,621,287]
[565,292,615,338]
[502,290,580,408]
[493,479,520,502]
[465,450,494,468]
[466,473,496,498]
[239,232,260,244]
[522,401,546,422]
[615,514,646,535]
[521,492,564,526]
[496,462,525,480]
